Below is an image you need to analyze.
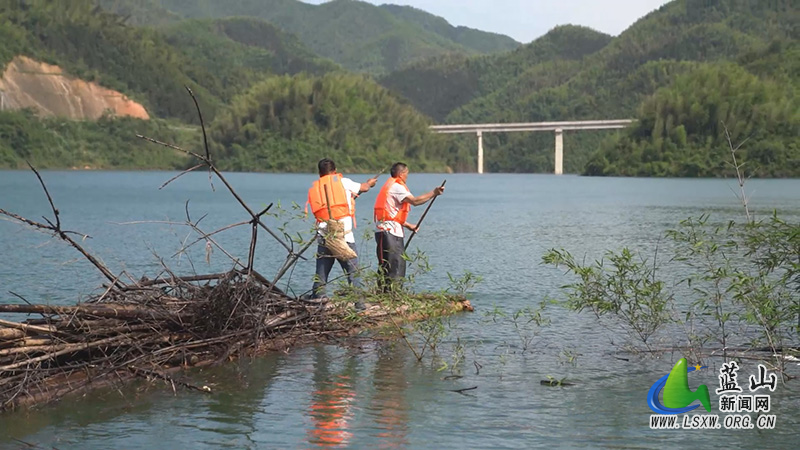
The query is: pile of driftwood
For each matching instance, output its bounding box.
[0,88,472,412]
[0,267,468,411]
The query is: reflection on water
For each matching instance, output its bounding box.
[2,172,800,448]
[306,344,411,449]
[369,346,409,449]
[308,348,357,447]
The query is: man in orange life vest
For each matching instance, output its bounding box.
[308,158,377,305]
[374,162,444,293]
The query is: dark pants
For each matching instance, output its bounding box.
[312,242,360,298]
[375,231,406,293]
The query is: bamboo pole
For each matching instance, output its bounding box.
[405,179,446,250]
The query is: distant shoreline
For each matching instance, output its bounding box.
[1,167,798,179]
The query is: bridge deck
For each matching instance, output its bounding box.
[430,119,634,133]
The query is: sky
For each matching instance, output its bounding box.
[302,0,672,43]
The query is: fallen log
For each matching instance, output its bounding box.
[0,329,26,341]
[0,304,177,321]
[0,319,56,336]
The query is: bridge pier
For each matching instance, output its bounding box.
[554,128,563,175]
[476,130,484,174]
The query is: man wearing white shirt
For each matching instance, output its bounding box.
[308,159,377,305]
[373,162,444,293]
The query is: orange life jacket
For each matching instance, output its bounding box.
[374,177,410,224]
[308,173,354,222]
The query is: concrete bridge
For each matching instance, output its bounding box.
[430,120,635,174]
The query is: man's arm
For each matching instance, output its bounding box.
[358,177,378,194]
[403,222,418,232]
[401,186,444,207]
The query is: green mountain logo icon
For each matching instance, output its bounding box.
[648,358,711,414]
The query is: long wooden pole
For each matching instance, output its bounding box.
[323,184,333,219]
[404,180,446,250]
[353,167,386,199]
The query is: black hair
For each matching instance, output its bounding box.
[390,162,408,178]
[318,158,336,176]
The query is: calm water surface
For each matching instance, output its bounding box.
[0,171,798,449]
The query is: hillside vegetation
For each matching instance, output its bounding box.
[152,0,519,74]
[160,17,340,102]
[1,0,797,177]
[0,110,196,170]
[0,0,220,122]
[97,0,180,26]
[379,25,612,121]
[384,0,799,176]
[208,73,451,172]
[588,61,799,177]
[1,0,447,172]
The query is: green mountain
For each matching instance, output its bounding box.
[379,25,612,122]
[208,73,450,172]
[378,4,519,54]
[159,17,340,102]
[0,0,447,172]
[97,0,180,26]
[2,0,796,177]
[588,58,799,177]
[430,0,798,175]
[152,0,520,74]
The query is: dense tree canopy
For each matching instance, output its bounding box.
[587,63,799,177]
[208,73,449,172]
[0,110,194,170]
[379,25,612,121]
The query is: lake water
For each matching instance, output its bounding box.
[1,171,799,449]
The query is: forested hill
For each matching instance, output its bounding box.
[1,0,219,122]
[146,0,520,74]
[0,0,449,172]
[207,73,453,172]
[1,0,797,177]
[378,25,613,122]
[159,17,340,103]
[399,0,798,176]
[96,0,180,26]
[1,1,334,121]
[377,4,519,54]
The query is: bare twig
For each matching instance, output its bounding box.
[722,122,752,223]
[184,86,213,191]
[171,220,250,258]
[160,163,204,190]
[387,315,422,361]
[448,386,477,395]
[25,160,60,230]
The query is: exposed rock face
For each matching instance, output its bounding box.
[0,56,149,120]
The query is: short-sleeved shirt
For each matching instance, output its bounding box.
[375,182,412,238]
[317,177,361,244]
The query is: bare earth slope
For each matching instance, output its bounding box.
[0,56,149,120]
